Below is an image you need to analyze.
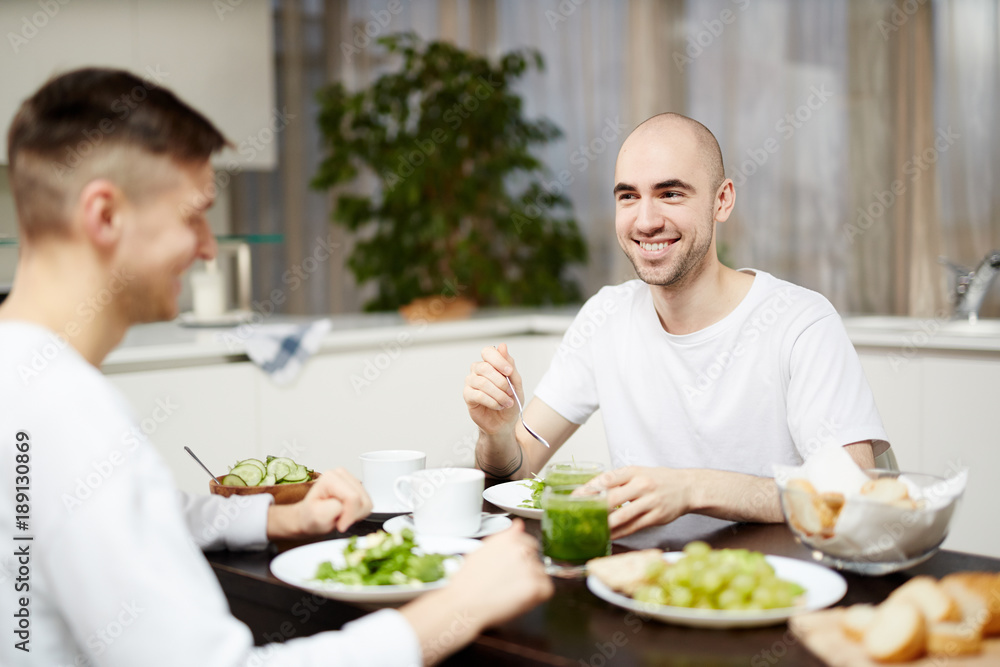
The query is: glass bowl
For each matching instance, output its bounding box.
[779,469,963,576]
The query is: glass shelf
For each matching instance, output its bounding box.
[0,234,283,311]
[0,234,283,246]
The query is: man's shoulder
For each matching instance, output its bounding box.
[751,271,838,320]
[0,323,133,441]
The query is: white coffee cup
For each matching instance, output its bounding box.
[393,468,485,537]
[360,450,426,511]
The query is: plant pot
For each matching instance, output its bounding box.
[398,295,477,323]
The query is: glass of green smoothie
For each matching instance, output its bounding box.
[542,461,605,487]
[540,484,610,578]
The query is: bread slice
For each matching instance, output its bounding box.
[586,549,663,596]
[939,577,989,635]
[841,604,877,641]
[863,601,927,663]
[940,572,1000,636]
[819,491,845,513]
[785,479,824,536]
[860,478,910,503]
[926,621,983,656]
[887,576,961,623]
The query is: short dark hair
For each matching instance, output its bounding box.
[7,67,228,238]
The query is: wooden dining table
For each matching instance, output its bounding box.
[206,496,1000,666]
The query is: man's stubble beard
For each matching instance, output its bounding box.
[623,218,715,288]
[119,272,177,324]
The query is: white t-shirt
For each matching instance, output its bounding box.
[0,322,420,667]
[534,272,889,545]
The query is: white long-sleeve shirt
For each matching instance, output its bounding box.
[0,322,421,667]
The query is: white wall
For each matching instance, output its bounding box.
[0,0,275,168]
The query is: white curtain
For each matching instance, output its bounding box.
[493,1,630,293]
[934,0,1000,317]
[235,0,1000,318]
[686,0,852,309]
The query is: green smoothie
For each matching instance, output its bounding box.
[542,462,604,487]
[541,488,611,564]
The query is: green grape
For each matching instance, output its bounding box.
[683,541,711,557]
[645,559,667,580]
[668,586,694,607]
[634,584,668,605]
[730,572,757,594]
[672,561,693,585]
[716,587,744,610]
[627,545,805,611]
[701,570,725,594]
[751,586,777,608]
[772,587,794,609]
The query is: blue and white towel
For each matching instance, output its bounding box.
[243,318,332,386]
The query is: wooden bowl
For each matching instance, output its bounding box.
[209,472,320,505]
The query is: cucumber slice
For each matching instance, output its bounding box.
[236,458,266,475]
[283,465,308,482]
[260,473,277,486]
[221,474,247,486]
[267,457,295,481]
[230,464,264,486]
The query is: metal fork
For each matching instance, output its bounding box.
[504,374,550,449]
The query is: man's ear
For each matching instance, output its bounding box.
[714,179,736,223]
[78,179,125,249]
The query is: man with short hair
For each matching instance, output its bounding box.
[465,113,889,545]
[0,68,551,667]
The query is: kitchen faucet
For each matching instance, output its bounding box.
[939,250,1000,322]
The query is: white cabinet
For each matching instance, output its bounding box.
[102,329,612,499]
[856,351,924,470]
[0,0,276,168]
[920,355,1000,558]
[857,348,1000,557]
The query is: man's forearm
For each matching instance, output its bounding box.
[686,469,784,523]
[474,427,529,480]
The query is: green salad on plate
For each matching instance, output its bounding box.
[314,529,451,586]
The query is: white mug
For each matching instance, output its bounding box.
[360,450,426,511]
[394,468,485,537]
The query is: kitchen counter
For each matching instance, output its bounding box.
[844,316,1000,353]
[105,311,1000,373]
[103,309,578,371]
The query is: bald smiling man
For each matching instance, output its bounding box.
[465,113,892,548]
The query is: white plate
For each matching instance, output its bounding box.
[483,481,543,519]
[177,310,255,328]
[383,513,513,538]
[586,552,847,629]
[270,534,480,604]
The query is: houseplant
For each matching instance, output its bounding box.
[312,32,587,314]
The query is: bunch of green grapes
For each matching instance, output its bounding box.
[631,542,805,611]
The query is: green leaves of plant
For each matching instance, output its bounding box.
[312,32,587,310]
